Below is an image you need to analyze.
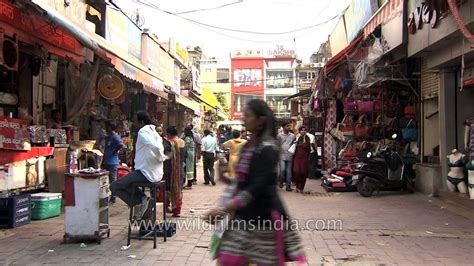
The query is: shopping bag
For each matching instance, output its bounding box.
[208,182,236,260]
[288,143,297,155]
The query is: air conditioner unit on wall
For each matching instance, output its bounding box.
[0,31,19,71]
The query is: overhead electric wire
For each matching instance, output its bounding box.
[136,0,341,36]
[175,1,244,15]
[202,76,299,84]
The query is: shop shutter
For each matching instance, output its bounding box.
[421,59,439,100]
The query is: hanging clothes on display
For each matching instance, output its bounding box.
[323,99,337,169]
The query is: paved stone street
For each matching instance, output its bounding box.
[1,164,474,265]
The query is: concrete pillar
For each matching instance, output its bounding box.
[439,70,456,190]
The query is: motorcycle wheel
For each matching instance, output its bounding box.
[357,178,375,197]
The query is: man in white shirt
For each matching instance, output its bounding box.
[201,129,217,186]
[110,111,167,219]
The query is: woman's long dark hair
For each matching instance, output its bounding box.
[246,99,277,140]
[184,126,194,139]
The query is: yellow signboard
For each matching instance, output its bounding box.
[175,43,188,64]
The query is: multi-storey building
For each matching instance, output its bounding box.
[230,46,298,119]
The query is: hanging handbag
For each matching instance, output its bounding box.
[373,115,385,139]
[337,115,355,137]
[341,77,353,92]
[334,76,342,92]
[404,96,416,119]
[367,85,383,94]
[354,115,373,138]
[385,117,402,140]
[374,91,386,113]
[339,141,356,161]
[337,66,353,92]
[386,94,401,118]
[357,97,375,113]
[342,145,357,161]
[402,119,418,141]
[343,91,358,115]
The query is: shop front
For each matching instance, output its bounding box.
[0,0,92,193]
[313,0,421,192]
[408,0,474,201]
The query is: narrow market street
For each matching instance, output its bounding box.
[1,164,474,265]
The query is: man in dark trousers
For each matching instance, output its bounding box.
[201,129,217,186]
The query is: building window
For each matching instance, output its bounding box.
[217,68,229,83]
[266,70,294,89]
[234,94,261,112]
[233,69,262,87]
[266,95,290,118]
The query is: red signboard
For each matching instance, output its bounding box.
[0,116,30,151]
[0,0,82,53]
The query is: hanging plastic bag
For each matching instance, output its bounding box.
[367,38,384,65]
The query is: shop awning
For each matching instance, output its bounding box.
[324,35,364,76]
[0,1,89,65]
[284,89,312,100]
[30,0,98,51]
[363,0,402,38]
[175,94,203,116]
[0,147,54,165]
[191,91,215,111]
[217,109,229,120]
[99,41,164,94]
[201,88,221,111]
[28,0,166,98]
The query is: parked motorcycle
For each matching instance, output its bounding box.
[353,135,415,197]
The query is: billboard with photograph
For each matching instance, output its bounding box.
[233,69,262,87]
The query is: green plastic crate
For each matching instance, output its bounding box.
[30,193,62,220]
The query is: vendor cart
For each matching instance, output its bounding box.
[64,171,110,244]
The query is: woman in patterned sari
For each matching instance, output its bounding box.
[184,127,195,189]
[206,99,305,266]
[164,126,182,217]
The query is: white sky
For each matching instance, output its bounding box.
[115,0,351,63]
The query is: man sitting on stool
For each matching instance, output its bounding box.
[111,111,167,220]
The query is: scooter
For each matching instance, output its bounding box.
[353,135,415,197]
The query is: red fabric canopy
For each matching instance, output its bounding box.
[0,147,55,165]
[324,35,364,76]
